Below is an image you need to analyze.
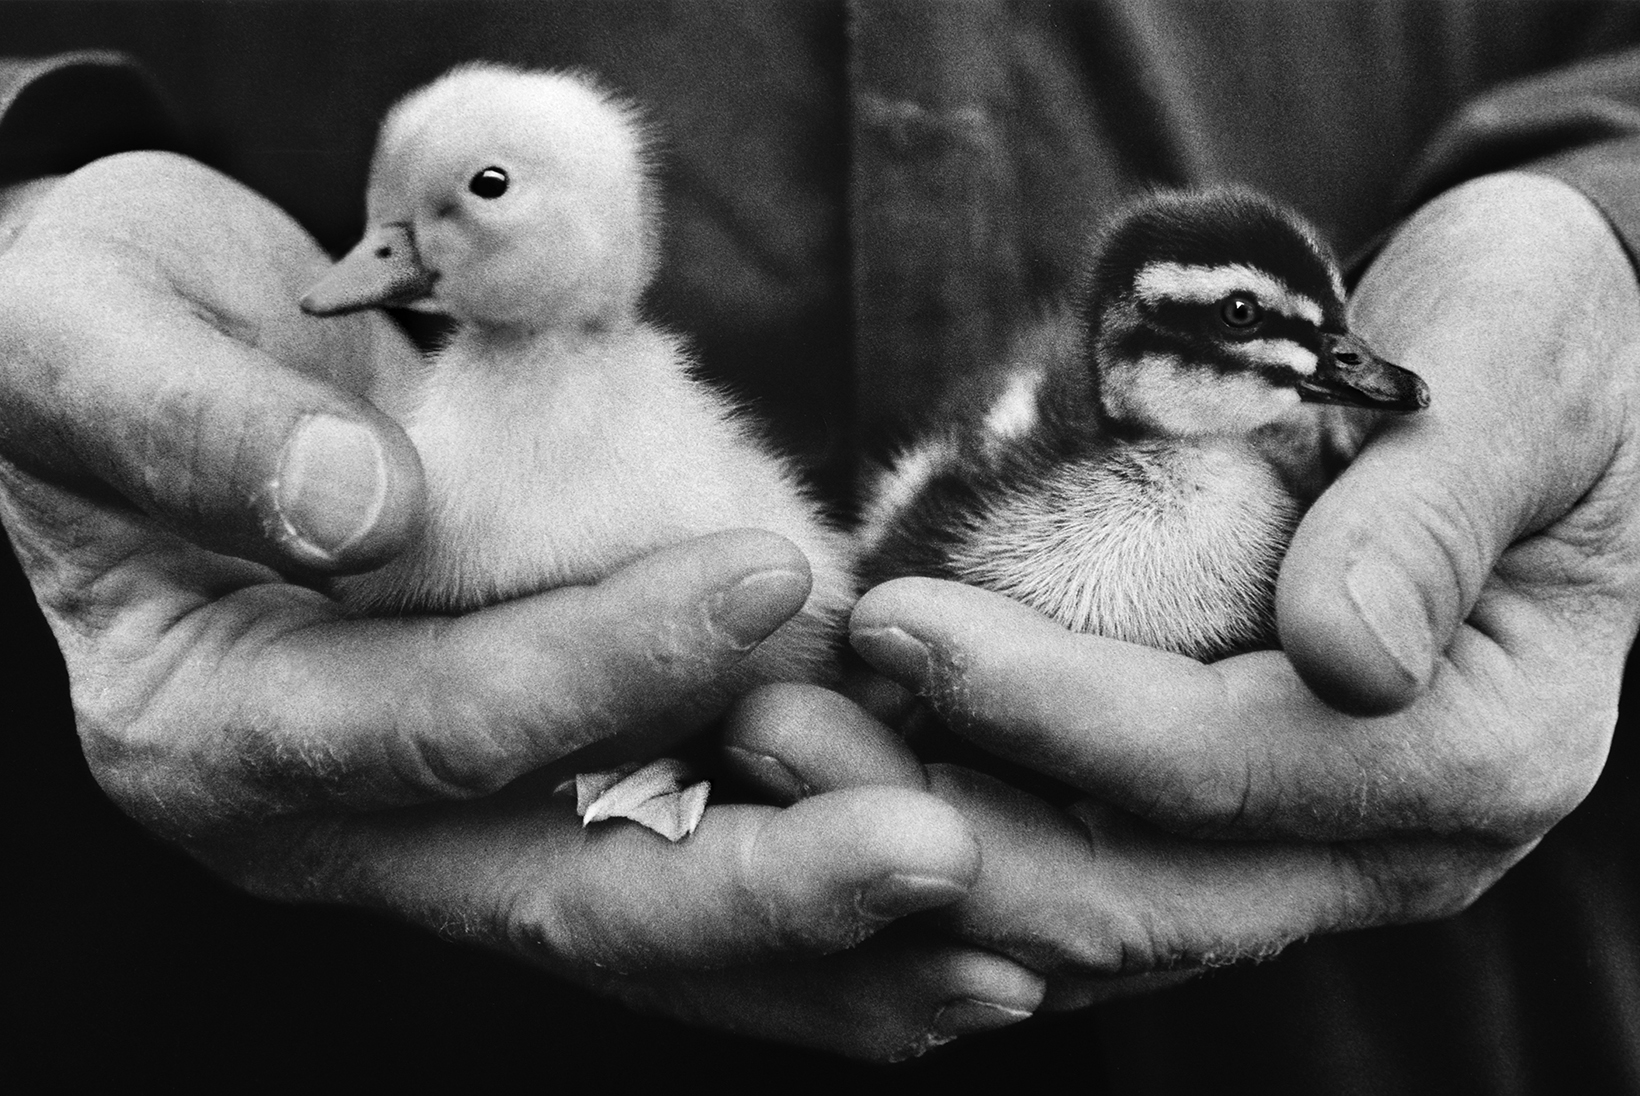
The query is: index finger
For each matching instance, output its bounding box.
[850,575,1615,846]
[36,512,818,835]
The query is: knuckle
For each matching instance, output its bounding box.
[500,864,637,976]
[1063,806,1204,975]
[382,718,519,801]
[487,878,551,955]
[1101,917,1170,976]
[1394,482,1492,612]
[1138,747,1263,839]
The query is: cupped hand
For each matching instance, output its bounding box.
[727,173,1640,1006]
[0,153,1041,1057]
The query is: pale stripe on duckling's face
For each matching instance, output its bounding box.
[1102,352,1303,437]
[1133,261,1328,326]
[1227,337,1320,376]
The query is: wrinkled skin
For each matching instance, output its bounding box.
[3,156,1635,1054]
[726,174,1640,1007]
[0,152,1043,1061]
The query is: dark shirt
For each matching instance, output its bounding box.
[3,3,1637,1090]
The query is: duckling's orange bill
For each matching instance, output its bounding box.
[1299,332,1430,412]
[300,224,437,316]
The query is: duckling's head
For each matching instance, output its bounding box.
[302,63,657,331]
[1080,188,1427,439]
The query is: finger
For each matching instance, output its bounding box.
[722,683,926,804]
[1037,970,1201,1012]
[1280,175,1640,714]
[215,786,982,975]
[841,658,921,725]
[611,942,1042,1061]
[927,765,1527,979]
[851,576,1613,845]
[84,530,815,834]
[0,151,425,573]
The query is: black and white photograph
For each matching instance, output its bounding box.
[3,1,1637,1090]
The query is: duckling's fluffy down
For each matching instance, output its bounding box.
[334,324,855,685]
[941,439,1300,660]
[330,63,853,686]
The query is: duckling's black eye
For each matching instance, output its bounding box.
[1220,296,1262,329]
[468,167,509,199]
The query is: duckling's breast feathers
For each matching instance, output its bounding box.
[335,322,856,638]
[863,430,1300,661]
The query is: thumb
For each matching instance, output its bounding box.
[0,152,425,574]
[1277,175,1639,717]
[1276,424,1519,715]
[0,281,427,574]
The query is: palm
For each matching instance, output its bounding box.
[0,152,1038,1057]
[733,174,1640,1004]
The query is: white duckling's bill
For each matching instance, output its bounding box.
[570,758,711,842]
[300,223,438,316]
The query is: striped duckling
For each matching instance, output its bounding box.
[857,188,1428,661]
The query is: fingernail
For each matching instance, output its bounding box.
[856,872,968,920]
[707,569,810,650]
[930,998,1035,1039]
[850,626,934,687]
[1345,556,1435,688]
[723,746,810,803]
[273,414,389,564]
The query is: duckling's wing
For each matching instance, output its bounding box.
[857,308,1097,587]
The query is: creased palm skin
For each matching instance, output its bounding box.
[0,153,1044,1061]
[728,174,1640,1007]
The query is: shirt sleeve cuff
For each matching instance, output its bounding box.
[1396,46,1640,274]
[1522,137,1640,273]
[0,51,187,185]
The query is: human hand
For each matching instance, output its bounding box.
[728,173,1640,1005]
[0,152,1042,1057]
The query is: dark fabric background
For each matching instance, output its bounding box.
[3,2,1638,1091]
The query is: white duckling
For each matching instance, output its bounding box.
[858,188,1428,661]
[301,63,855,839]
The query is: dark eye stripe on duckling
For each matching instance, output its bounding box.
[1109,297,1326,380]
[1138,294,1325,346]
